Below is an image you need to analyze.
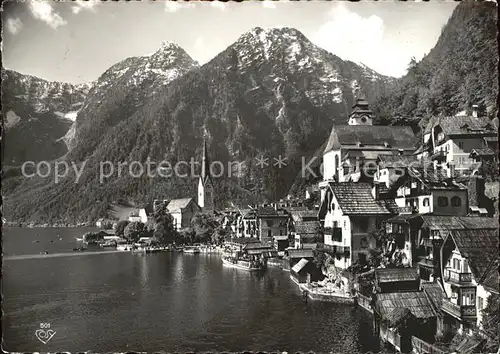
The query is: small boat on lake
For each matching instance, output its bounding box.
[183,246,201,254]
[222,255,266,271]
[75,237,84,241]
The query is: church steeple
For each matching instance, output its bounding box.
[201,138,211,184]
[198,137,214,213]
[348,97,374,126]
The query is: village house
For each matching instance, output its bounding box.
[128,211,142,223]
[386,215,498,282]
[166,198,201,230]
[440,228,499,336]
[242,208,258,238]
[287,209,320,249]
[322,98,416,183]
[257,206,289,245]
[138,203,154,224]
[416,105,498,177]
[384,163,469,216]
[373,292,438,353]
[318,182,398,269]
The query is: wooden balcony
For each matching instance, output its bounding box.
[444,269,472,284]
[441,299,476,320]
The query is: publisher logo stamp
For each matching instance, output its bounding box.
[35,323,56,344]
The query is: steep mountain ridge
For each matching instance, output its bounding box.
[68,41,199,157]
[1,69,93,164]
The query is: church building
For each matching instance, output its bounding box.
[322,98,416,183]
[198,139,215,214]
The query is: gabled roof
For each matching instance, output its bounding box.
[479,258,499,294]
[294,221,319,235]
[419,216,499,231]
[375,268,419,283]
[166,198,197,213]
[290,210,318,222]
[445,229,499,282]
[432,116,497,137]
[378,155,419,168]
[329,182,394,215]
[324,125,416,153]
[375,292,436,320]
[421,282,445,315]
[470,148,496,157]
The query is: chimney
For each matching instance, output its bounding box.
[472,104,479,118]
[468,175,485,208]
[448,162,456,179]
[373,181,381,200]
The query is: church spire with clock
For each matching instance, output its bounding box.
[198,138,214,214]
[348,97,374,126]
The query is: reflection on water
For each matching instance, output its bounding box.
[3,228,382,353]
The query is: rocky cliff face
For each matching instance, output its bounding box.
[2,69,92,164]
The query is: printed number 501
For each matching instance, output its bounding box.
[40,323,51,329]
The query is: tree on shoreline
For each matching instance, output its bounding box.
[114,220,130,236]
[151,203,177,245]
[124,221,147,243]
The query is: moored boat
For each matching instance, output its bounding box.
[221,256,266,271]
[117,243,133,251]
[183,246,201,253]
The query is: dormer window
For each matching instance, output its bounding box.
[384,142,391,148]
[357,142,364,147]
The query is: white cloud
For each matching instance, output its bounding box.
[7,17,23,35]
[28,1,67,29]
[164,1,195,12]
[262,1,276,9]
[210,1,227,11]
[72,1,99,15]
[314,3,397,75]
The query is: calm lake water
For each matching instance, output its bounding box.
[3,228,383,353]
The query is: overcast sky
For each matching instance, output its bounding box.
[3,1,458,84]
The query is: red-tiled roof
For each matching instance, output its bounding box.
[330,182,394,215]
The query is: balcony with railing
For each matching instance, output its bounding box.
[443,268,472,284]
[441,299,476,320]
